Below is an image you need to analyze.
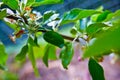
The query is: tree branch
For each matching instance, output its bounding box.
[38,29,79,42]
[6,15,79,42]
[6,15,20,20]
[6,15,28,24]
[61,34,79,42]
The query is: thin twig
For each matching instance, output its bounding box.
[6,15,20,20]
[61,34,79,42]
[38,29,79,42]
[6,15,28,25]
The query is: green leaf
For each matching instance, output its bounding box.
[4,21,17,30]
[15,44,28,61]
[0,42,8,70]
[26,0,35,6]
[60,42,74,69]
[60,8,100,25]
[74,20,83,33]
[43,11,54,22]
[75,20,80,31]
[28,36,39,47]
[86,22,109,36]
[28,36,35,46]
[43,11,58,24]
[112,17,120,26]
[0,42,8,65]
[47,44,57,60]
[103,13,113,22]
[43,44,57,67]
[88,58,105,80]
[111,10,120,25]
[112,10,120,18]
[2,0,19,10]
[28,44,39,76]
[90,6,104,22]
[70,28,77,35]
[104,10,120,22]
[83,25,120,58]
[32,0,64,7]
[96,6,104,12]
[111,10,120,21]
[0,9,7,19]
[42,45,49,67]
[43,31,64,48]
[33,43,46,59]
[97,10,111,22]
[34,36,40,47]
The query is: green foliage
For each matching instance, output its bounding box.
[60,42,74,69]
[96,10,111,22]
[34,36,40,47]
[28,44,39,76]
[104,9,120,22]
[32,0,64,7]
[43,10,59,24]
[25,0,64,7]
[27,36,39,76]
[43,44,57,67]
[15,44,28,61]
[60,8,100,25]
[89,58,105,80]
[74,20,82,32]
[26,0,35,7]
[83,25,120,58]
[0,9,7,19]
[4,21,17,30]
[1,0,120,79]
[43,31,64,48]
[0,43,8,65]
[42,46,49,67]
[2,0,19,10]
[47,45,57,60]
[0,42,8,70]
[86,22,109,36]
[28,36,39,47]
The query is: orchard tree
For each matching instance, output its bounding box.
[0,0,120,80]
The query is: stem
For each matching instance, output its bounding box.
[38,29,79,42]
[6,15,20,20]
[72,34,79,43]
[6,15,28,25]
[20,15,28,25]
[61,34,79,42]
